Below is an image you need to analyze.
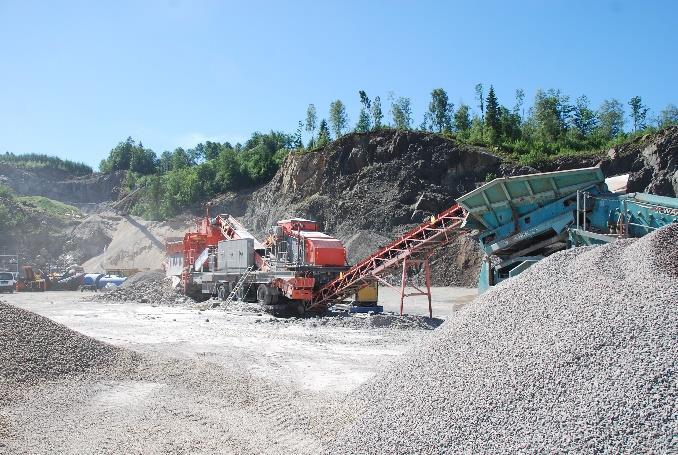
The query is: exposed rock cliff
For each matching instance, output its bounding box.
[241,130,529,285]
[0,165,125,204]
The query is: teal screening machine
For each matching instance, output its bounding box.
[456,167,678,293]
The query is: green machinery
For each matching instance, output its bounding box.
[456,167,678,292]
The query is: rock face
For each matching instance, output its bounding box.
[0,164,125,204]
[616,126,678,197]
[242,130,528,285]
[245,131,512,237]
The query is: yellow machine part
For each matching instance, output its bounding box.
[355,283,378,304]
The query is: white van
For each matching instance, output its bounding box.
[0,271,16,293]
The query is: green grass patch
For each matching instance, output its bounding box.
[16,196,82,218]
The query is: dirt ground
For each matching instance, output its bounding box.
[1,286,476,454]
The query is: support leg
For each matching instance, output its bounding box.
[400,259,407,316]
[424,258,432,318]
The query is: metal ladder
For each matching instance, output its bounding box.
[223,266,254,305]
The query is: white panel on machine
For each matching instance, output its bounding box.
[217,238,254,272]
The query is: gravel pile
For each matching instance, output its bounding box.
[92,274,193,306]
[0,302,138,387]
[267,313,444,330]
[331,225,678,454]
[118,269,166,288]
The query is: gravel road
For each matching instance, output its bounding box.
[1,287,468,454]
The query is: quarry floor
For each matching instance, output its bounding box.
[2,287,476,454]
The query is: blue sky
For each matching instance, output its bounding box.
[0,0,675,169]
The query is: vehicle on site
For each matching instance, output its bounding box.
[169,167,678,317]
[0,271,16,293]
[167,214,358,315]
[16,265,47,292]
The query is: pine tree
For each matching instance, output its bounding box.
[484,86,501,142]
[294,121,304,148]
[317,119,331,147]
[356,110,371,133]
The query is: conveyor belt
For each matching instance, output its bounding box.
[310,204,467,310]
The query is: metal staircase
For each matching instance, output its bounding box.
[310,204,467,315]
[223,266,254,305]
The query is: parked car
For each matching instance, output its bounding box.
[0,271,16,293]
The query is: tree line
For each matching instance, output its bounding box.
[98,85,677,219]
[0,152,92,175]
[114,132,296,219]
[303,86,677,165]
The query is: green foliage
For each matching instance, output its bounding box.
[656,104,678,128]
[390,95,412,130]
[371,96,383,129]
[317,119,331,147]
[356,109,371,133]
[329,100,349,137]
[454,104,471,133]
[130,130,294,219]
[356,91,372,132]
[596,99,625,139]
[571,95,597,137]
[305,104,317,148]
[485,86,501,143]
[0,183,15,199]
[428,88,453,133]
[628,96,649,132]
[0,152,92,175]
[475,83,484,119]
[532,89,572,142]
[16,196,81,218]
[117,83,672,221]
[99,137,158,174]
[513,89,525,119]
[0,185,77,231]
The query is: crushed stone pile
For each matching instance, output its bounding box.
[119,269,167,288]
[263,313,444,330]
[92,273,193,306]
[331,225,678,454]
[0,302,138,387]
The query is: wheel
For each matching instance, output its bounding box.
[294,301,306,317]
[257,285,279,306]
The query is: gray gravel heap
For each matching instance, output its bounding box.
[92,274,193,306]
[331,224,678,454]
[118,269,166,288]
[0,302,138,387]
[263,313,443,330]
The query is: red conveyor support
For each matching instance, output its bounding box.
[310,204,467,310]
